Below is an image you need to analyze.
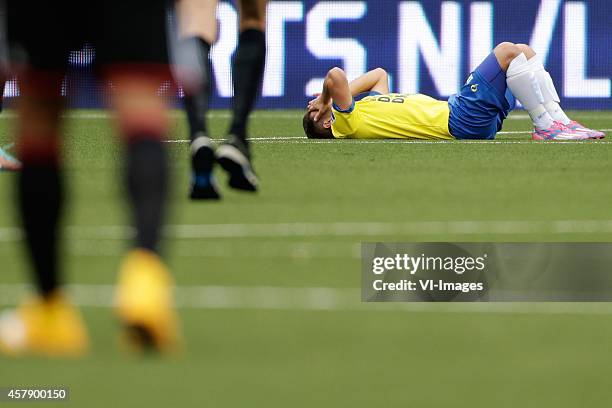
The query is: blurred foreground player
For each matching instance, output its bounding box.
[304,42,604,141]
[176,0,266,199]
[0,0,180,356]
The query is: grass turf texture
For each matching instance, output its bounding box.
[1,109,612,407]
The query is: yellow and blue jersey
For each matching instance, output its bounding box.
[331,93,453,140]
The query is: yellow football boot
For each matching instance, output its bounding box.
[0,292,89,357]
[115,249,181,353]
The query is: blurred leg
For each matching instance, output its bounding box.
[0,0,90,358]
[108,69,181,352]
[1,69,89,357]
[7,0,71,298]
[0,70,89,357]
[99,0,181,352]
[16,69,64,298]
[109,72,169,252]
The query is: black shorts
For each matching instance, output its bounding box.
[7,0,169,71]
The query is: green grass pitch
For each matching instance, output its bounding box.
[1,110,612,407]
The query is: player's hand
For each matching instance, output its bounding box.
[308,94,331,121]
[307,94,322,111]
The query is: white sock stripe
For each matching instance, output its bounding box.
[190,134,212,154]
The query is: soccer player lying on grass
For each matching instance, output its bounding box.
[303,42,604,141]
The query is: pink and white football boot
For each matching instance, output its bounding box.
[531,121,590,141]
[563,121,605,139]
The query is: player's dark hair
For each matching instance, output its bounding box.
[302,111,333,139]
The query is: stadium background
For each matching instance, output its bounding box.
[3,0,611,109]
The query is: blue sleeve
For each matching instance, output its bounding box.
[332,99,355,113]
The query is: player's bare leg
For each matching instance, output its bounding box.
[177,0,221,200]
[216,0,267,192]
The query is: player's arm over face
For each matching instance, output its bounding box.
[309,67,389,119]
[322,67,389,109]
[348,67,389,96]
[303,67,389,139]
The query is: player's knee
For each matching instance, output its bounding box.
[495,42,521,59]
[108,73,171,143]
[494,42,522,68]
[117,111,168,144]
[374,67,387,76]
[17,71,64,165]
[495,41,516,50]
[515,43,536,59]
[327,67,346,80]
[18,136,61,166]
[16,104,62,165]
[114,93,169,143]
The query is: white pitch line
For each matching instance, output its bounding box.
[162,130,611,144]
[163,139,611,145]
[68,239,361,259]
[245,138,611,145]
[1,283,612,315]
[164,136,305,143]
[2,220,612,243]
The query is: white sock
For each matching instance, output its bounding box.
[506,53,553,130]
[544,101,571,125]
[529,55,571,125]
